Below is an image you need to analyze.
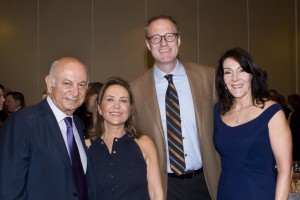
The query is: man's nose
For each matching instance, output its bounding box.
[70,85,80,96]
[160,36,168,46]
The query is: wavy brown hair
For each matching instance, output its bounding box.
[89,77,138,140]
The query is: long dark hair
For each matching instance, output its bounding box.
[216,47,270,114]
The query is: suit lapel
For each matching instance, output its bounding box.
[39,100,72,169]
[185,64,204,137]
[139,69,165,139]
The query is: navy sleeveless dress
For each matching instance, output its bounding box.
[214,103,282,200]
[88,133,150,200]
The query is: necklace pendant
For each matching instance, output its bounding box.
[235,118,239,124]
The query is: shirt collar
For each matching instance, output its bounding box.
[154,60,185,83]
[14,107,22,111]
[46,96,72,123]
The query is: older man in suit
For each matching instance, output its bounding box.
[130,15,220,200]
[0,57,96,200]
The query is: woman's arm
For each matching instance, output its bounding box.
[269,109,292,200]
[136,135,164,200]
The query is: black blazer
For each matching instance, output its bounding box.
[0,99,96,200]
[290,110,300,161]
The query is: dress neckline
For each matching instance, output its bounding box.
[220,103,278,128]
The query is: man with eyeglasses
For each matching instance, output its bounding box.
[130,15,220,200]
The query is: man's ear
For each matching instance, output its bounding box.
[145,40,151,51]
[16,100,21,107]
[45,76,53,94]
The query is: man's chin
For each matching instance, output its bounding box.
[64,104,81,113]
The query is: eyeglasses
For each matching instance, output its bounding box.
[146,33,180,44]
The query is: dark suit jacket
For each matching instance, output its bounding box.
[0,99,96,200]
[290,109,300,161]
[130,62,221,200]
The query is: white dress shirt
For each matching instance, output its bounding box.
[46,96,87,173]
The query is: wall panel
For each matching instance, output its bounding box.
[198,0,248,68]
[93,0,145,82]
[39,0,93,91]
[0,0,38,104]
[0,0,298,105]
[249,0,295,97]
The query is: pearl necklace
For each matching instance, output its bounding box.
[233,104,253,125]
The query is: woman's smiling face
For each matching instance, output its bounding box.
[99,84,131,127]
[223,57,253,99]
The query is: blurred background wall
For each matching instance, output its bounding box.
[0,0,299,106]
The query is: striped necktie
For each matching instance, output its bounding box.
[165,74,186,175]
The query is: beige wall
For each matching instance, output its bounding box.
[0,0,299,106]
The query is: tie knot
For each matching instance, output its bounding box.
[165,74,173,83]
[64,117,73,128]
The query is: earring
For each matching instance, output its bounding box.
[224,84,228,90]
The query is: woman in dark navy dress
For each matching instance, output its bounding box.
[86,77,163,200]
[214,47,292,200]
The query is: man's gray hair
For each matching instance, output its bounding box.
[48,57,89,87]
[49,60,60,86]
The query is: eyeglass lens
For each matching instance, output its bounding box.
[149,33,178,44]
